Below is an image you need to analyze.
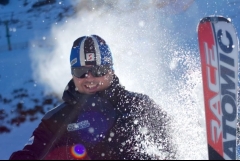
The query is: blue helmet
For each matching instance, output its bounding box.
[70,35,113,70]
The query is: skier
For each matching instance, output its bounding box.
[9,35,176,160]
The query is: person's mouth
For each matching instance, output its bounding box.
[85,84,98,89]
[84,83,100,92]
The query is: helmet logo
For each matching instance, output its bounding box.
[86,53,94,61]
[71,58,77,66]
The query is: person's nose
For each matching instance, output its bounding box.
[86,71,94,78]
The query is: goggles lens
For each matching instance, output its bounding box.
[71,65,112,78]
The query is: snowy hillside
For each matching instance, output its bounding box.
[0,0,76,159]
[1,0,240,160]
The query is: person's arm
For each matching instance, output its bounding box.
[137,95,177,160]
[9,103,66,160]
[9,120,55,160]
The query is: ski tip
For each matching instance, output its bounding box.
[199,15,231,24]
[196,15,232,33]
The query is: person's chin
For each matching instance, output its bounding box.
[87,92,97,95]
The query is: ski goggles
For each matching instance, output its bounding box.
[71,65,112,78]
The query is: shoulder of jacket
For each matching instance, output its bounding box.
[126,91,151,101]
[42,102,68,120]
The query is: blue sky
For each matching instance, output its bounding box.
[0,0,240,160]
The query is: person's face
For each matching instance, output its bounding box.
[72,66,114,95]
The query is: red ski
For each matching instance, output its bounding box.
[197,16,239,160]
